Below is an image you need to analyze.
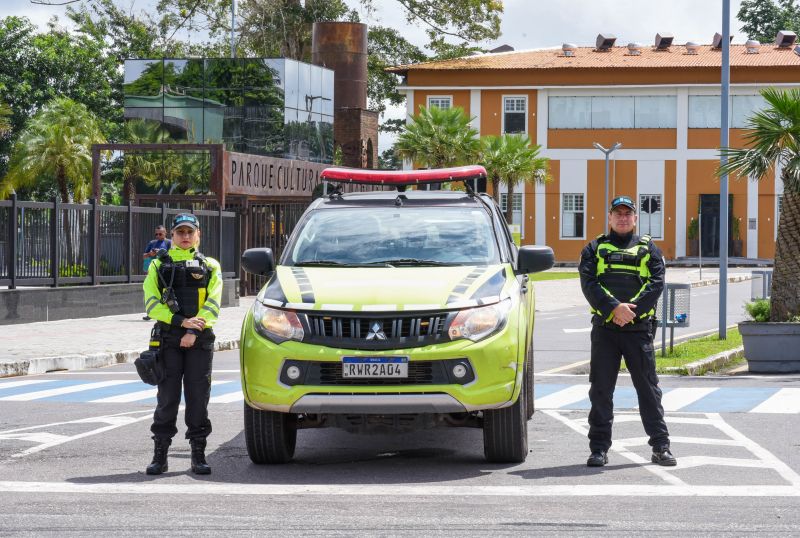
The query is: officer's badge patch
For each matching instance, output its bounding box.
[191,272,204,280]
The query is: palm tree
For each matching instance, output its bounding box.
[1,98,107,267]
[2,97,106,203]
[718,87,800,322]
[395,105,480,170]
[122,119,172,202]
[480,134,550,224]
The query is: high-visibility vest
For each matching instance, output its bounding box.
[592,234,655,322]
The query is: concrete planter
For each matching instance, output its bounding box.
[738,322,800,373]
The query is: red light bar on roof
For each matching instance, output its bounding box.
[320,165,487,186]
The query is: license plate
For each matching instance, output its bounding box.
[342,357,409,378]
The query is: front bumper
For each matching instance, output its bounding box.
[240,309,524,414]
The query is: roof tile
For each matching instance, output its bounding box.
[390,44,800,72]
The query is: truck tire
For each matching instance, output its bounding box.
[483,379,528,463]
[244,403,297,464]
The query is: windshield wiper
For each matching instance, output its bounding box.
[370,258,458,266]
[294,260,347,266]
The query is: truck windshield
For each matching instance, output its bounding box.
[287,207,501,266]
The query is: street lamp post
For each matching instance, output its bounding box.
[593,142,623,233]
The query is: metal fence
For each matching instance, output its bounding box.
[0,194,239,289]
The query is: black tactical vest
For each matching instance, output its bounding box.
[157,253,211,318]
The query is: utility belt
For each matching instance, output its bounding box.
[592,314,657,335]
[157,321,215,341]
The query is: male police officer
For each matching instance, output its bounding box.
[578,195,676,468]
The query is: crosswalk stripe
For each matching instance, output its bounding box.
[534,384,590,409]
[0,380,140,402]
[90,380,234,403]
[660,387,719,411]
[209,390,244,404]
[749,388,800,414]
[90,387,158,403]
[0,379,58,391]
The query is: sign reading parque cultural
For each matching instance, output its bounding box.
[224,152,327,198]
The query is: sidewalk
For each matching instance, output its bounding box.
[0,268,753,378]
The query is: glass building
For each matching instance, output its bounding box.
[123,58,335,163]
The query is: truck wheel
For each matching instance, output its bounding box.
[525,345,535,420]
[244,403,297,464]
[483,380,528,463]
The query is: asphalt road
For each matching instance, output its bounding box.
[532,279,753,373]
[1,345,799,536]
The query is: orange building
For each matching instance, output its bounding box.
[390,38,800,261]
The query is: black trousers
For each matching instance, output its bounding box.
[150,327,215,440]
[588,324,669,452]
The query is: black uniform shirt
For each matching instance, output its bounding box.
[578,229,665,330]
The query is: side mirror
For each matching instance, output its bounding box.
[241,248,274,276]
[517,245,555,274]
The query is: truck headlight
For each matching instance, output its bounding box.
[448,298,512,342]
[252,301,304,343]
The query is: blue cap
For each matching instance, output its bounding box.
[609,196,636,212]
[172,213,199,230]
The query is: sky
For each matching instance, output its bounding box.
[3,0,753,152]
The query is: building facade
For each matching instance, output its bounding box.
[391,41,800,261]
[124,58,335,163]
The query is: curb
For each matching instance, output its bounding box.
[0,339,240,378]
[663,346,745,376]
[688,275,751,288]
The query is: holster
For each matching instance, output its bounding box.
[134,323,165,385]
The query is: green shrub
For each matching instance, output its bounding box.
[687,218,698,240]
[744,299,770,322]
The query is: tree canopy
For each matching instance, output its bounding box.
[738,0,800,43]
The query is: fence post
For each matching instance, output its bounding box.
[161,202,167,229]
[127,200,133,283]
[51,196,60,288]
[218,204,224,265]
[90,197,98,286]
[9,192,17,290]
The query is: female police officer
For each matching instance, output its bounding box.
[142,213,223,475]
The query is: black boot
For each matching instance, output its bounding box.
[146,437,171,475]
[586,450,608,467]
[190,438,211,475]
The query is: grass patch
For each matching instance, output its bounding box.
[530,271,580,281]
[622,328,743,373]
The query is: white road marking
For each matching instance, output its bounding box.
[660,387,718,411]
[90,380,233,403]
[0,432,71,444]
[533,385,590,409]
[2,481,796,497]
[563,328,591,333]
[544,410,685,486]
[0,380,140,402]
[750,388,800,414]
[209,390,244,404]
[0,379,57,390]
[705,413,800,487]
[0,410,154,459]
[90,387,158,403]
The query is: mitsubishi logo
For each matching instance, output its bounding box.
[366,321,387,340]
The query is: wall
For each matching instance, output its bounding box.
[0,279,239,326]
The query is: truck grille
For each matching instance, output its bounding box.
[301,361,448,386]
[302,312,452,350]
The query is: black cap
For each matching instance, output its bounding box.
[172,213,199,230]
[609,195,636,212]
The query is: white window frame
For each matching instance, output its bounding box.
[500,192,524,231]
[638,193,664,239]
[502,95,528,135]
[560,193,585,240]
[426,95,452,110]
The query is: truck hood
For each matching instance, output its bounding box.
[258,264,511,311]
